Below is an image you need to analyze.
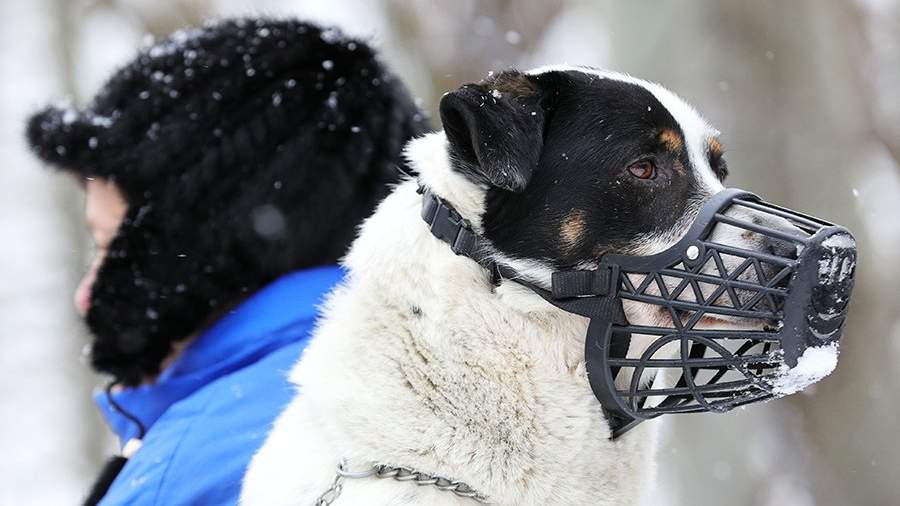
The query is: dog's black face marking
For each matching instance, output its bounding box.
[439,68,727,269]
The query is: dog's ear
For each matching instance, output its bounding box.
[439,72,545,192]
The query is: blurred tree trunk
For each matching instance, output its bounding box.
[0,0,106,503]
[0,0,209,502]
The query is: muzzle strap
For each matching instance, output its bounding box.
[420,186,491,266]
[419,185,640,436]
[551,270,610,298]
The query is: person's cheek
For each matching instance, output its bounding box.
[74,252,105,316]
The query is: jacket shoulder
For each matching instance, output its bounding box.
[101,343,304,505]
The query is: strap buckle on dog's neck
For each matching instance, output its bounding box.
[419,186,481,258]
[419,185,506,283]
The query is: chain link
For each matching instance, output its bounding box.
[312,461,346,506]
[313,460,490,505]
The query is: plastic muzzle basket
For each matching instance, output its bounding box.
[584,189,857,436]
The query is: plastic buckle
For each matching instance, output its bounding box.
[422,190,475,256]
[551,266,613,299]
[430,204,459,242]
[435,206,476,255]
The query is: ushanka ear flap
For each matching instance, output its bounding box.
[86,204,169,385]
[85,202,215,386]
[439,72,546,192]
[84,190,275,385]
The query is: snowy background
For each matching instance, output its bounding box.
[1,0,899,504]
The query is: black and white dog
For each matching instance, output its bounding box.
[241,66,774,505]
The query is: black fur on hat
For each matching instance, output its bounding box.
[26,18,430,385]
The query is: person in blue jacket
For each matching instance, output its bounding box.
[25,18,428,505]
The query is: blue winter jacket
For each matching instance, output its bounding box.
[94,266,344,505]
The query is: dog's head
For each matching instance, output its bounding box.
[439,66,727,269]
[413,66,802,329]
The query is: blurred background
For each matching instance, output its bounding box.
[1,0,898,504]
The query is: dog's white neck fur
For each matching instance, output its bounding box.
[241,130,659,506]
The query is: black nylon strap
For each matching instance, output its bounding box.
[421,187,491,265]
[551,270,610,298]
[419,186,638,437]
[421,186,614,302]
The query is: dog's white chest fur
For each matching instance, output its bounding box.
[240,133,659,506]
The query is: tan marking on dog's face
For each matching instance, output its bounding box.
[658,128,683,153]
[708,137,723,159]
[560,210,586,254]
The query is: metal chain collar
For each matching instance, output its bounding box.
[314,460,490,505]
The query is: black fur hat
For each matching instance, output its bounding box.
[26,18,429,385]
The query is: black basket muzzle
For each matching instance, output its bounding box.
[420,186,857,438]
[560,188,857,436]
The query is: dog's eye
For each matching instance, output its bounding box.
[627,160,656,180]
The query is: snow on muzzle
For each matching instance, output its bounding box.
[548,188,857,437]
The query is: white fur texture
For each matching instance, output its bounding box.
[241,130,660,506]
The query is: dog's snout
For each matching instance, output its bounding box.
[704,204,806,293]
[759,236,795,292]
[763,235,797,259]
[747,211,803,284]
